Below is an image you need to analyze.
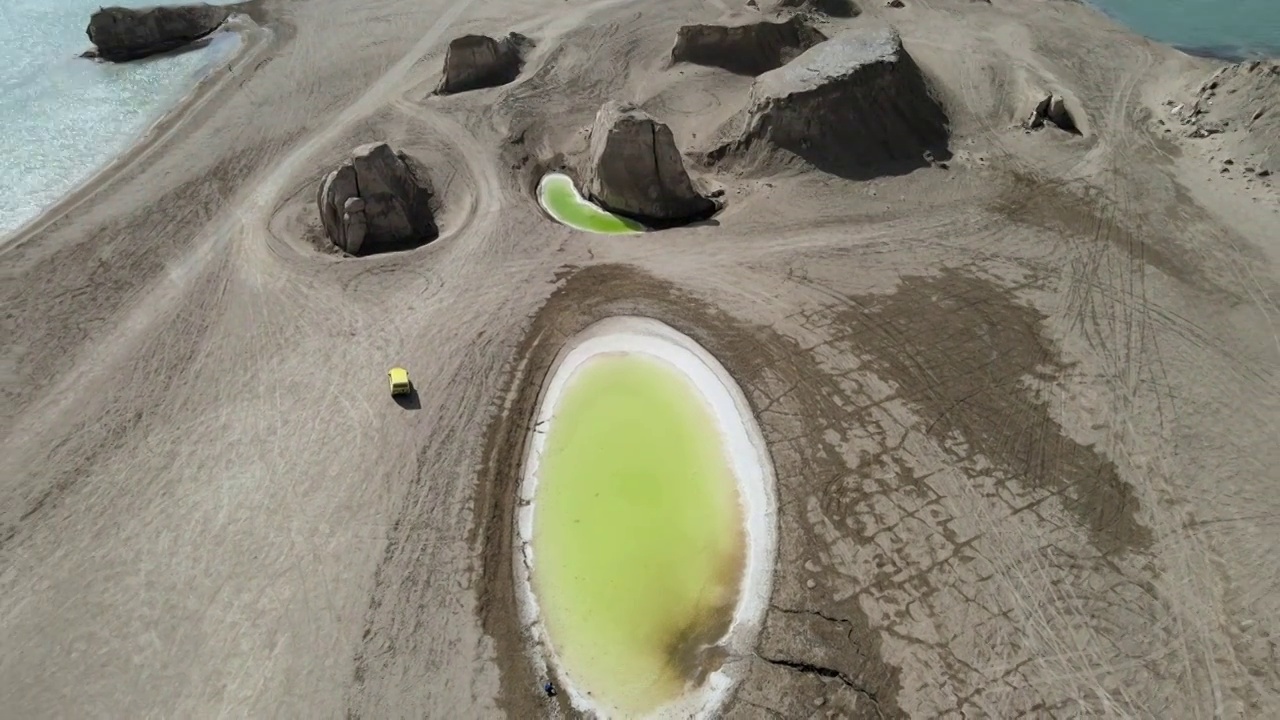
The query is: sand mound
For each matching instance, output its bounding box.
[84,3,230,62]
[707,27,950,179]
[316,143,438,255]
[581,102,716,225]
[1167,61,1279,175]
[775,0,861,19]
[436,33,532,95]
[671,17,827,77]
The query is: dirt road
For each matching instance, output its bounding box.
[2,0,1277,717]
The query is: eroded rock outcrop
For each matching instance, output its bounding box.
[709,27,950,179]
[436,33,532,95]
[84,4,230,62]
[775,0,861,18]
[671,17,827,76]
[582,102,715,225]
[317,143,437,255]
[1022,93,1081,134]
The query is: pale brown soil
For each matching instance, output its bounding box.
[2,0,1278,718]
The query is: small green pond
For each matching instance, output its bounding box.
[537,172,646,235]
[532,352,745,715]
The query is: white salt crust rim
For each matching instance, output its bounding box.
[535,172,643,235]
[514,316,779,719]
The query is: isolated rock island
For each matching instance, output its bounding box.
[84,3,231,62]
[317,143,438,255]
[581,102,716,226]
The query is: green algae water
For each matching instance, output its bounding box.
[537,172,645,235]
[532,353,745,715]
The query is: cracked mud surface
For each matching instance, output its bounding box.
[3,0,1279,718]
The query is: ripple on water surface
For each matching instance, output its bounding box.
[0,0,241,236]
[1089,0,1280,59]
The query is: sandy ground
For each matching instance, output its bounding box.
[2,0,1278,718]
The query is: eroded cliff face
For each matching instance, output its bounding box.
[670,17,827,77]
[436,33,532,95]
[709,27,951,179]
[581,102,715,225]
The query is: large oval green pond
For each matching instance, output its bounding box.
[532,353,745,716]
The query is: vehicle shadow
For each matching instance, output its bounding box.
[393,386,422,410]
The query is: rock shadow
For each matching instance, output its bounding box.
[670,17,827,77]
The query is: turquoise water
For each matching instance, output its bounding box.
[0,0,240,236]
[1090,0,1280,59]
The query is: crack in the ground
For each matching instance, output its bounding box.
[771,604,857,635]
[756,654,885,720]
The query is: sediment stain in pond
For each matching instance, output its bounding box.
[531,353,744,715]
[537,172,645,235]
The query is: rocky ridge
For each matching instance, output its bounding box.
[708,26,951,179]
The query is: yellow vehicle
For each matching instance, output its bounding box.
[388,367,411,397]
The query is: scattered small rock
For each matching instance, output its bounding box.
[806,578,817,589]
[887,0,905,6]
[1188,120,1225,138]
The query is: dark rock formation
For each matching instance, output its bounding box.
[582,102,715,225]
[708,27,951,179]
[84,4,230,62]
[436,33,532,95]
[317,143,437,255]
[1022,93,1081,134]
[671,17,827,76]
[775,0,861,18]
